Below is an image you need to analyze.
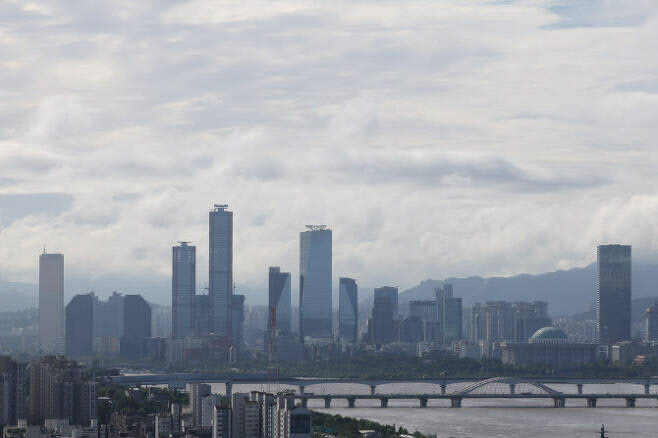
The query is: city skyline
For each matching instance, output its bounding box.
[2,2,658,304]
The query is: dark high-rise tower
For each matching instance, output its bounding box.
[209,205,233,338]
[299,225,332,339]
[65,293,94,356]
[121,294,151,358]
[268,267,291,333]
[338,277,358,343]
[597,244,631,344]
[172,242,196,338]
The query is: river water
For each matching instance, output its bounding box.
[208,382,658,437]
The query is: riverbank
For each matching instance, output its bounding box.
[311,411,430,438]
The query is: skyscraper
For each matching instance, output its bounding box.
[231,294,245,347]
[65,293,94,356]
[597,244,632,344]
[39,253,64,354]
[338,277,358,343]
[209,205,233,338]
[369,296,394,344]
[645,301,658,342]
[121,294,152,358]
[172,242,196,338]
[299,225,332,339]
[374,286,398,317]
[268,267,291,334]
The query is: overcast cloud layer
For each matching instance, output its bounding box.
[1,0,658,304]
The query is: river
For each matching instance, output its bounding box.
[207,382,658,437]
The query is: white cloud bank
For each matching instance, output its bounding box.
[1,0,658,304]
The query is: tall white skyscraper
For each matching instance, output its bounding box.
[39,252,64,353]
[209,204,233,338]
[172,242,196,338]
[299,225,332,339]
[268,267,291,333]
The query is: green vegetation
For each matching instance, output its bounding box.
[311,411,430,438]
[96,383,187,423]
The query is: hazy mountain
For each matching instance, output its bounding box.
[0,281,37,311]
[396,263,658,316]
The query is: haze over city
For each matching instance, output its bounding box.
[2,1,658,306]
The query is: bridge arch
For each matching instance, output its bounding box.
[453,377,561,395]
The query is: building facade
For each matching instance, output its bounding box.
[231,295,245,347]
[338,278,358,343]
[645,301,658,342]
[299,226,332,339]
[172,242,196,338]
[65,294,94,356]
[209,204,233,338]
[597,244,632,344]
[500,327,598,366]
[268,267,292,334]
[374,286,398,317]
[39,253,64,354]
[121,295,152,358]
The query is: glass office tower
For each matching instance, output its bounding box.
[269,267,292,333]
[339,277,358,343]
[209,205,233,338]
[299,225,332,339]
[597,244,631,344]
[172,242,196,338]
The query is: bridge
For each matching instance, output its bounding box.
[109,374,658,407]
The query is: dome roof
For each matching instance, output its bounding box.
[530,326,568,343]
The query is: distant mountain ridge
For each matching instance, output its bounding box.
[397,263,658,316]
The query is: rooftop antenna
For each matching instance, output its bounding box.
[305,225,328,231]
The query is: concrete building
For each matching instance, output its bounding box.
[338,278,358,343]
[195,294,212,337]
[645,301,658,342]
[93,292,124,345]
[472,301,551,344]
[269,267,292,334]
[500,327,598,366]
[374,287,398,317]
[442,294,462,343]
[172,242,196,338]
[212,398,232,438]
[369,295,394,345]
[65,294,94,356]
[399,316,424,343]
[39,253,64,354]
[209,204,233,339]
[28,356,96,426]
[597,244,632,344]
[409,300,437,322]
[513,301,551,342]
[187,383,211,427]
[299,226,332,339]
[231,393,260,438]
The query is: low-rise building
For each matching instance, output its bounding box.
[500,327,598,366]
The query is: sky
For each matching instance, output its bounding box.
[1,0,658,305]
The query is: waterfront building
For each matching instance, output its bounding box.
[120,295,152,358]
[299,226,332,339]
[231,295,245,347]
[645,301,658,342]
[597,244,632,344]
[209,204,233,338]
[374,286,398,317]
[39,253,64,354]
[500,327,597,365]
[0,356,27,426]
[172,242,196,338]
[187,383,211,427]
[370,295,394,345]
[472,301,551,343]
[338,277,358,343]
[269,267,292,334]
[65,294,94,356]
[28,356,96,426]
[442,294,462,343]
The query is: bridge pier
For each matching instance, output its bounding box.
[626,397,636,408]
[586,397,597,408]
[645,384,651,395]
[370,385,377,395]
[450,397,462,408]
[577,384,583,395]
[347,397,356,408]
[419,398,428,408]
[553,398,565,408]
[225,382,232,398]
[440,384,447,395]
[380,397,389,408]
[508,384,516,395]
[324,397,331,408]
[301,398,308,408]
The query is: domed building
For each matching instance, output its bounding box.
[500,326,597,366]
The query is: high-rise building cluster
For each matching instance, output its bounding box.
[185,385,311,438]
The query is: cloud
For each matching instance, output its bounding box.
[0,0,657,305]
